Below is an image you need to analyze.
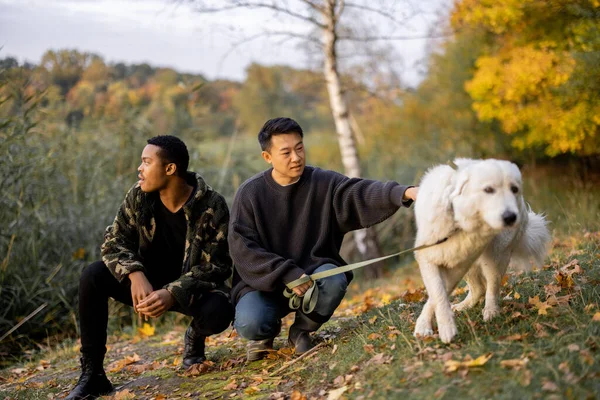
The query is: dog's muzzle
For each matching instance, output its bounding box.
[502,210,517,226]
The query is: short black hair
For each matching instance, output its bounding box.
[147,135,189,177]
[258,117,304,151]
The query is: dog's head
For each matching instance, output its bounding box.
[450,159,523,232]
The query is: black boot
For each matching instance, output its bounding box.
[183,325,206,368]
[288,313,321,355]
[66,355,113,400]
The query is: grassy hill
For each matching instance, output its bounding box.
[1,228,598,399]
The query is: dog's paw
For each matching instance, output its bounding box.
[452,301,471,313]
[483,306,501,321]
[438,322,458,343]
[414,327,434,338]
[414,316,434,338]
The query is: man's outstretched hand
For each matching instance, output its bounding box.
[136,289,176,318]
[404,186,419,202]
[292,274,314,297]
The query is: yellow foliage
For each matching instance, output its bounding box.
[455,0,600,156]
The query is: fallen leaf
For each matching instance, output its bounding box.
[542,380,559,392]
[567,344,580,352]
[401,289,425,303]
[113,389,135,400]
[368,333,381,341]
[333,375,345,387]
[554,272,575,289]
[331,344,338,354]
[514,292,521,299]
[367,353,393,365]
[327,386,348,400]
[499,334,526,342]
[500,358,529,369]
[593,312,600,321]
[444,353,493,373]
[184,361,214,376]
[244,386,261,395]
[363,344,375,353]
[368,316,377,324]
[544,284,561,297]
[10,368,28,375]
[107,354,141,373]
[137,323,155,337]
[528,296,552,315]
[290,390,307,400]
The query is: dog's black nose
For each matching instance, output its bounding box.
[502,211,517,226]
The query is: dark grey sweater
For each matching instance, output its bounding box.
[228,166,412,304]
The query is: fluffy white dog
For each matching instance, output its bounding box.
[413,158,550,343]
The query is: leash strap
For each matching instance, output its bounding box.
[283,237,449,313]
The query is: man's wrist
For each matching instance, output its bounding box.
[128,271,145,281]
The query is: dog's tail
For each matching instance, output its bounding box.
[510,211,551,272]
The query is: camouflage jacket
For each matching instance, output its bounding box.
[101,172,232,311]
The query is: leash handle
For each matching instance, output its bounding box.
[283,237,449,314]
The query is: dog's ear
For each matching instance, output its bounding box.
[450,172,469,199]
[453,158,477,169]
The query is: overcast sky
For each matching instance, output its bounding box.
[0,0,449,86]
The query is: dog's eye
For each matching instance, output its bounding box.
[484,186,495,194]
[511,185,519,194]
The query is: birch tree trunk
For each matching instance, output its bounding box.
[322,0,383,278]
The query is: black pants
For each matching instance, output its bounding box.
[79,261,233,358]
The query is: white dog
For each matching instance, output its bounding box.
[412,158,550,343]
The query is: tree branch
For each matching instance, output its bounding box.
[338,31,453,42]
[215,29,323,74]
[187,0,327,28]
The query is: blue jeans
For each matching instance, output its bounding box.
[234,264,348,340]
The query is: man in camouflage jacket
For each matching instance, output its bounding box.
[67,135,233,400]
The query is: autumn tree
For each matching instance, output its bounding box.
[453,0,600,157]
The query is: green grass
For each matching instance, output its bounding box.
[2,231,598,399]
[295,234,600,399]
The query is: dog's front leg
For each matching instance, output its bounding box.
[414,299,435,337]
[481,261,503,321]
[415,262,458,343]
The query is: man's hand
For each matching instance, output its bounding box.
[129,271,153,314]
[292,274,314,297]
[136,289,176,318]
[403,186,419,202]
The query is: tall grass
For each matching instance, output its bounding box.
[0,71,150,362]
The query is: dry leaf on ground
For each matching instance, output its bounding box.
[500,358,529,369]
[327,386,348,400]
[184,361,215,376]
[444,353,493,373]
[528,296,552,315]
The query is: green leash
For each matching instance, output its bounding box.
[283,236,450,314]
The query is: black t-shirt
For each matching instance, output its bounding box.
[144,191,193,287]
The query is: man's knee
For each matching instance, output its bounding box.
[234,293,281,340]
[191,293,234,335]
[80,261,110,288]
[235,312,280,340]
[311,265,348,319]
[319,273,348,296]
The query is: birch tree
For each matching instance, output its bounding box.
[182,0,438,277]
